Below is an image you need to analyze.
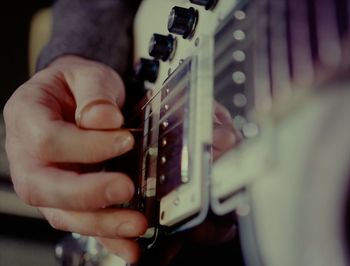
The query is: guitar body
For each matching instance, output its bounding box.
[133,0,241,231]
[133,0,350,265]
[56,1,350,265]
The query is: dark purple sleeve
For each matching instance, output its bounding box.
[36,0,142,77]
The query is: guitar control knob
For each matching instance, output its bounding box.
[134,58,160,83]
[190,0,218,10]
[167,6,198,39]
[149,34,176,61]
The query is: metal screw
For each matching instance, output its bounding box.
[159,174,166,184]
[161,156,167,164]
[162,120,169,129]
[234,10,246,20]
[232,71,246,84]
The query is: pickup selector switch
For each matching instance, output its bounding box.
[190,0,218,10]
[168,6,198,39]
[149,34,176,61]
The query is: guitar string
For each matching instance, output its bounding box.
[126,78,189,145]
[118,96,187,191]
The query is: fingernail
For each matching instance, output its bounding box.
[114,133,134,154]
[117,221,138,237]
[76,100,123,129]
[213,113,223,125]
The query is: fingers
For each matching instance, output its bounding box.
[5,74,134,164]
[39,208,147,264]
[8,135,135,211]
[39,208,148,238]
[213,125,238,160]
[214,101,234,126]
[54,56,126,129]
[75,99,124,129]
[96,237,142,264]
[11,163,135,210]
[32,122,135,163]
[213,102,241,160]
[3,56,145,266]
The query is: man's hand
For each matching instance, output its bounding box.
[3,55,147,264]
[213,101,241,160]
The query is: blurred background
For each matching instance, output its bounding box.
[0,1,68,265]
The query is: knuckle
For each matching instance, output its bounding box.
[47,211,67,231]
[78,63,121,92]
[3,100,12,121]
[85,66,106,81]
[4,82,32,117]
[91,217,103,236]
[13,177,41,206]
[3,90,24,130]
[90,66,119,90]
[34,128,56,160]
[71,63,111,84]
[91,63,113,78]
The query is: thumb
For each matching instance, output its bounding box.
[60,57,126,129]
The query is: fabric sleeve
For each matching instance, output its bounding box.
[36,0,142,77]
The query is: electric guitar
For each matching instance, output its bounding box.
[57,0,350,265]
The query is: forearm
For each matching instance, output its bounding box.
[36,0,142,77]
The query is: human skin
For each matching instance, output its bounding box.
[4,55,148,264]
[4,55,240,264]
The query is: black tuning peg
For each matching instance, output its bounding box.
[149,34,176,61]
[134,58,160,83]
[167,6,198,39]
[190,0,218,10]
